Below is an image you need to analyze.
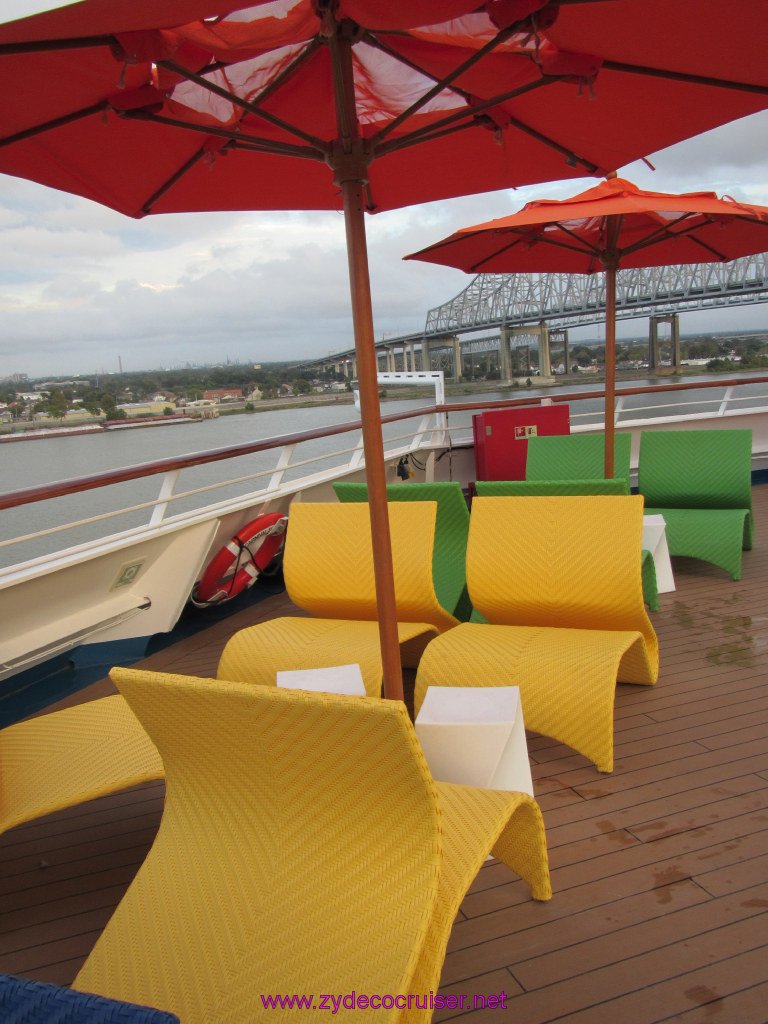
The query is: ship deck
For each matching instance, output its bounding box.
[2,485,767,1022]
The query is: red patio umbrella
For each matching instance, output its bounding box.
[2,1,768,699]
[405,176,768,477]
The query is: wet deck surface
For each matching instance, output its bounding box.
[2,486,767,1021]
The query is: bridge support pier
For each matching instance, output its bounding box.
[451,336,462,382]
[550,329,570,374]
[538,322,551,377]
[500,323,552,380]
[423,337,462,381]
[499,327,513,381]
[649,313,681,370]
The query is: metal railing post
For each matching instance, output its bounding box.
[149,470,180,526]
[718,386,734,416]
[267,444,297,492]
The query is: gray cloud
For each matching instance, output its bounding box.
[1,108,767,377]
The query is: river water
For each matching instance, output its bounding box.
[1,375,764,568]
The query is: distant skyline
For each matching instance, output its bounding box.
[1,2,768,379]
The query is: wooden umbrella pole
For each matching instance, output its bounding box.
[329,21,402,701]
[603,257,617,479]
[341,179,404,701]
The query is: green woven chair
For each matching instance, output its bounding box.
[638,429,753,580]
[525,432,632,491]
[333,481,473,621]
[475,479,628,497]
[474,482,660,612]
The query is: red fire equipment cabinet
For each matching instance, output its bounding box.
[472,404,570,480]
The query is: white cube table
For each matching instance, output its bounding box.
[642,513,675,594]
[276,663,366,695]
[415,686,533,796]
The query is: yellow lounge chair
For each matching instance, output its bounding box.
[0,694,162,836]
[218,501,458,697]
[74,667,551,1024]
[474,481,661,611]
[333,480,473,621]
[415,496,659,772]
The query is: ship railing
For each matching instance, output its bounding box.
[0,376,766,574]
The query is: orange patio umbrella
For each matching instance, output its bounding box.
[406,176,768,477]
[2,2,768,699]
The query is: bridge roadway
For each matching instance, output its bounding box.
[297,253,768,381]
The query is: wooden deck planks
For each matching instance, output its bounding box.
[1,486,766,1021]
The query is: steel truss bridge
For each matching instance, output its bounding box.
[303,253,768,378]
[424,252,768,337]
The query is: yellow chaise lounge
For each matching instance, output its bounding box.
[73,667,551,1024]
[218,500,458,697]
[0,694,162,837]
[415,495,659,773]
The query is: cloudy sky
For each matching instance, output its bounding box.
[2,2,768,380]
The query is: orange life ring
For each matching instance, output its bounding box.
[193,512,288,605]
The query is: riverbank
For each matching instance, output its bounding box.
[0,367,710,442]
[0,415,197,442]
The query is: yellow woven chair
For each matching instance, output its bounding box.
[415,496,659,772]
[0,694,162,836]
[74,667,551,1024]
[217,501,458,697]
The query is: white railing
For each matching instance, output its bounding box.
[1,377,767,573]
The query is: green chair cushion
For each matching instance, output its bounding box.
[475,479,629,497]
[526,432,632,487]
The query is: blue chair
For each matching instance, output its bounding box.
[0,974,179,1024]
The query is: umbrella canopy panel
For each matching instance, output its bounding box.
[1,0,767,698]
[404,178,768,274]
[404,177,768,479]
[1,0,767,218]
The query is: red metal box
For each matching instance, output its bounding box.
[473,405,570,480]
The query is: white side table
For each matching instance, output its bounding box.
[642,514,675,594]
[276,663,366,695]
[415,686,533,796]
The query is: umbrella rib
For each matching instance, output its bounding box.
[0,35,113,56]
[494,111,602,174]
[248,36,322,109]
[618,212,735,261]
[464,236,536,273]
[376,81,600,175]
[602,59,768,97]
[140,148,208,214]
[365,19,536,147]
[361,32,475,111]
[157,58,329,157]
[0,101,108,149]
[378,117,495,162]
[376,77,549,154]
[683,236,736,262]
[555,222,605,257]
[124,109,324,162]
